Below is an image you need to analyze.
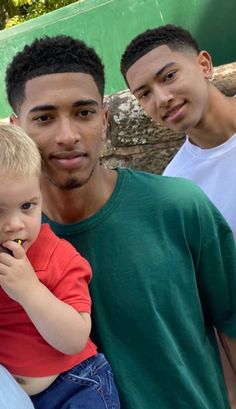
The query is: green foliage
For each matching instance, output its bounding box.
[5,15,26,29]
[11,0,31,6]
[1,0,80,30]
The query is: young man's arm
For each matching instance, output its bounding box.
[219,333,236,375]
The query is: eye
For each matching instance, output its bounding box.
[138,90,150,101]
[33,114,52,123]
[21,202,33,210]
[80,110,91,117]
[164,71,176,82]
[76,109,95,118]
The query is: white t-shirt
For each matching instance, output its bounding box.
[163,133,236,240]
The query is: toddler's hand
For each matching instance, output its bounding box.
[0,241,39,303]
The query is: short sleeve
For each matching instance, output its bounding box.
[196,212,236,338]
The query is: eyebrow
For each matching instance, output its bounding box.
[73,100,99,108]
[132,62,176,95]
[28,99,99,114]
[0,196,40,207]
[24,196,41,202]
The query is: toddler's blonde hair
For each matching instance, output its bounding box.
[0,123,41,177]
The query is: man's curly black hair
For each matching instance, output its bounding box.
[6,35,105,114]
[120,24,200,82]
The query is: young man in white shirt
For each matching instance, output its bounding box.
[121,23,236,408]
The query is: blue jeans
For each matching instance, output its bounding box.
[31,353,120,409]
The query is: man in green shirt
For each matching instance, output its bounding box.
[5,34,236,409]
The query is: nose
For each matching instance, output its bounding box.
[55,117,80,145]
[2,214,24,234]
[153,85,173,108]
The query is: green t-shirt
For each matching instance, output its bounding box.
[42,168,236,409]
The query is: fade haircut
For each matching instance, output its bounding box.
[120,24,200,80]
[0,123,41,177]
[6,35,105,114]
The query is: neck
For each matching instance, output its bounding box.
[188,87,236,148]
[41,166,117,224]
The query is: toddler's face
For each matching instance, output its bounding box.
[0,173,42,252]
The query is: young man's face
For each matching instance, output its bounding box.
[13,72,108,190]
[0,173,42,251]
[126,45,212,133]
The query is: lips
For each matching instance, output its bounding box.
[162,102,186,122]
[50,151,87,170]
[51,151,86,160]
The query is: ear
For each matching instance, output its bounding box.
[197,50,213,79]
[102,104,109,140]
[9,113,19,125]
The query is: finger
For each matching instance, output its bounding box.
[0,244,12,255]
[2,241,25,259]
[0,262,9,274]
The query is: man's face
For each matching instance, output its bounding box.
[126,45,212,133]
[14,72,108,190]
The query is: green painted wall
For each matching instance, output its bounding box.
[0,0,236,118]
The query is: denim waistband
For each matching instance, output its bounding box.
[77,353,106,370]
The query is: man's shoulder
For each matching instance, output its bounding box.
[121,168,224,234]
[163,141,189,176]
[119,167,206,201]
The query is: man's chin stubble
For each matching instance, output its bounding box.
[43,167,96,191]
[61,177,87,190]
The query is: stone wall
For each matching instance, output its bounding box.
[102,62,236,174]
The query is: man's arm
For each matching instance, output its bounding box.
[219,332,236,375]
